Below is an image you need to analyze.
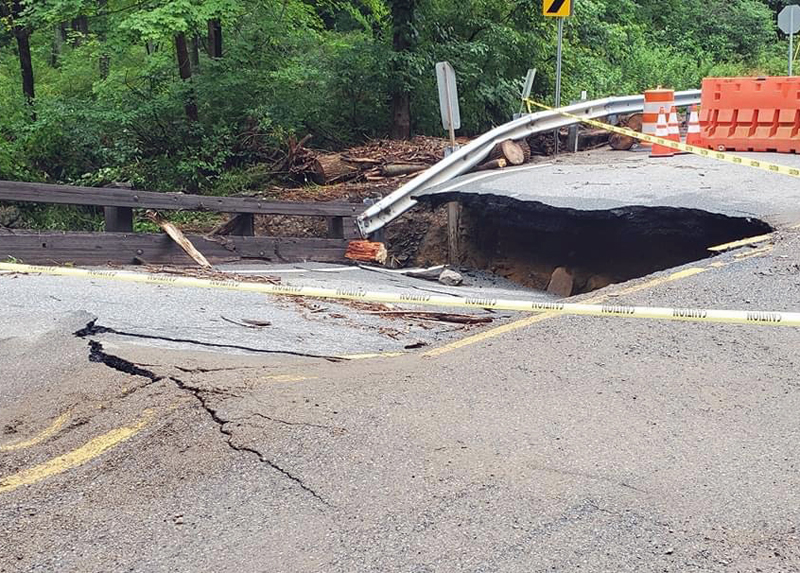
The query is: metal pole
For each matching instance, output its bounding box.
[791,30,795,76]
[554,17,564,154]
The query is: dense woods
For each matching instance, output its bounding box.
[0,0,792,193]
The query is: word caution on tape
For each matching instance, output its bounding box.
[1,262,798,328]
[524,99,800,179]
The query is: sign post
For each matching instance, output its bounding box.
[516,68,537,117]
[543,0,573,153]
[779,5,800,76]
[435,61,460,156]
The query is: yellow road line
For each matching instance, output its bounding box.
[423,312,559,357]
[0,411,153,495]
[0,411,71,452]
[734,245,774,259]
[262,374,319,383]
[708,234,774,252]
[338,352,406,360]
[424,267,708,358]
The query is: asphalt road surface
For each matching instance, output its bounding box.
[422,149,800,227]
[2,154,800,571]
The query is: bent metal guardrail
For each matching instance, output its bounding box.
[356,90,702,237]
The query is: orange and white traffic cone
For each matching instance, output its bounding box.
[650,107,675,158]
[685,105,702,146]
[667,106,681,143]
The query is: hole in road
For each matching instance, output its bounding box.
[388,193,772,297]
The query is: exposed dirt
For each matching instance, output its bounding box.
[416,192,773,295]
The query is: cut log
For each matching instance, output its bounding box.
[472,158,507,172]
[345,240,387,265]
[489,139,525,165]
[520,140,532,163]
[380,163,427,177]
[311,154,359,185]
[146,210,211,268]
[578,128,610,150]
[626,113,643,132]
[610,132,636,151]
[610,113,644,150]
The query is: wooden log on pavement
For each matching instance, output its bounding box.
[489,139,525,166]
[345,240,387,265]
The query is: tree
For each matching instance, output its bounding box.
[1,0,35,116]
[388,0,416,139]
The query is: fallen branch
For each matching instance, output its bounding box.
[146,210,211,268]
[220,315,265,329]
[364,310,493,324]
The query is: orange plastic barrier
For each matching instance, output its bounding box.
[699,76,800,153]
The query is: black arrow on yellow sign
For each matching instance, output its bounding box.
[543,0,571,17]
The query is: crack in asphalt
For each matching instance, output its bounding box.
[75,319,329,505]
[238,412,346,433]
[86,340,163,383]
[166,376,330,506]
[75,319,344,362]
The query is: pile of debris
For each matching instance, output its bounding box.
[272,135,549,187]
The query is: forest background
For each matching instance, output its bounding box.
[0,0,794,206]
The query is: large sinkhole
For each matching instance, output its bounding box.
[388,192,772,297]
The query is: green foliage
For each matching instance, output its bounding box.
[0,0,790,197]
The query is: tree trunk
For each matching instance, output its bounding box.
[15,28,35,113]
[391,92,411,140]
[175,33,199,122]
[98,0,110,79]
[71,15,89,45]
[190,36,201,70]
[51,23,67,67]
[2,0,35,118]
[207,19,222,58]
[389,0,416,140]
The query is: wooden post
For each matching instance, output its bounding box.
[327,216,344,239]
[229,213,254,236]
[104,207,133,232]
[447,202,460,265]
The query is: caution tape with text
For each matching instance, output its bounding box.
[524,99,800,179]
[1,262,798,328]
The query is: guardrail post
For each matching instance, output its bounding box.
[104,207,133,232]
[327,216,344,239]
[447,202,460,264]
[229,213,254,236]
[567,91,588,153]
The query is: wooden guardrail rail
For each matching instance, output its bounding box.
[0,180,364,265]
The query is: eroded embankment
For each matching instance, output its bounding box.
[402,193,772,295]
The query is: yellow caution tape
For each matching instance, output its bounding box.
[524,99,800,179]
[1,262,798,328]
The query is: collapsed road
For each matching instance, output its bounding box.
[2,146,800,571]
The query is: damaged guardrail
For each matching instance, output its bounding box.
[356,90,702,237]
